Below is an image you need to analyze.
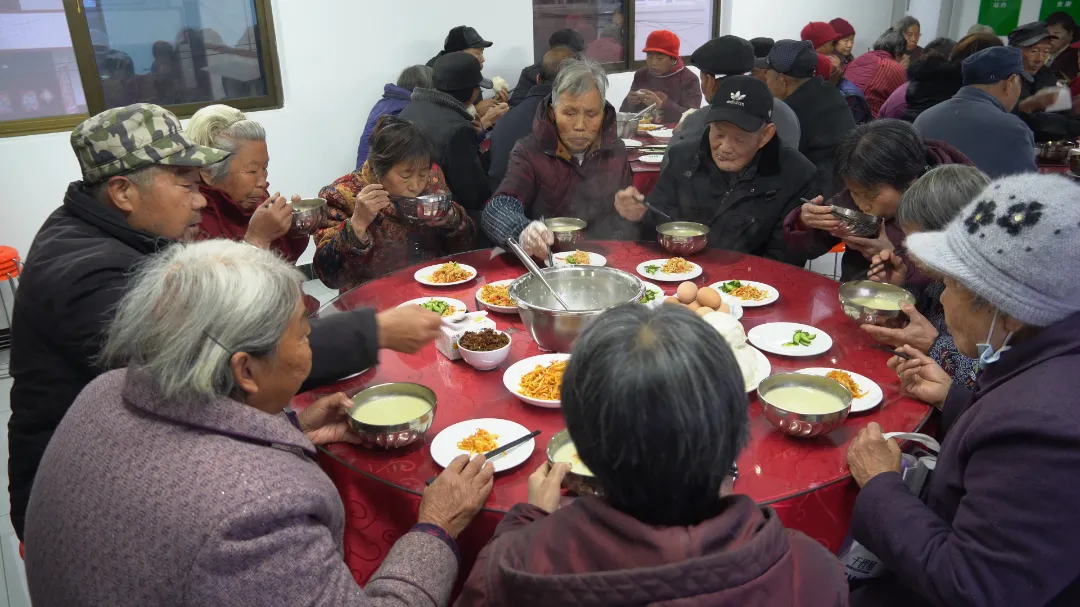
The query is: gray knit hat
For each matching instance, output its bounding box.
[906,173,1080,327]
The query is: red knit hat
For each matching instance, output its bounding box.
[815,52,833,79]
[830,18,856,38]
[642,30,681,58]
[801,22,841,49]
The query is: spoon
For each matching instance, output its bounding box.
[506,237,571,311]
[642,201,672,221]
[441,310,489,327]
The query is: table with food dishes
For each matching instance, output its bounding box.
[292,239,932,587]
[624,122,672,195]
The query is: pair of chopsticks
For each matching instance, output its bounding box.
[424,430,541,486]
[872,344,913,360]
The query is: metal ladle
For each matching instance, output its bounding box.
[506,237,571,311]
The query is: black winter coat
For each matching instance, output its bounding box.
[783,77,856,199]
[508,64,541,107]
[489,83,551,189]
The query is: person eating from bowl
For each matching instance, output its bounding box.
[481,58,636,257]
[457,305,848,605]
[314,116,475,292]
[186,104,308,263]
[863,165,985,388]
[614,75,817,266]
[845,172,1080,607]
[784,118,970,285]
[23,240,494,606]
[619,30,703,123]
[831,18,857,67]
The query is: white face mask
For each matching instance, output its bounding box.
[976,309,1014,365]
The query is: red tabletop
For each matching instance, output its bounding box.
[294,241,932,585]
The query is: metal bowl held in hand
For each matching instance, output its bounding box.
[616,112,641,139]
[547,429,604,497]
[656,221,710,256]
[839,280,917,328]
[830,206,880,238]
[348,382,437,449]
[392,193,454,225]
[758,373,853,438]
[508,266,645,352]
[290,198,328,237]
[545,217,587,252]
[1036,141,1073,164]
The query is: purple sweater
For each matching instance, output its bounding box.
[851,311,1080,606]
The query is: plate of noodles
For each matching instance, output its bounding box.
[795,368,883,413]
[414,261,477,286]
[429,418,534,473]
[475,279,518,313]
[502,353,570,408]
[552,250,607,267]
[636,258,702,282]
[710,279,779,307]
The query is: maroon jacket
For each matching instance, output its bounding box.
[619,59,703,123]
[456,496,849,607]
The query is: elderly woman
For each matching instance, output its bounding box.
[861,165,986,388]
[457,305,848,604]
[313,116,475,291]
[482,58,635,258]
[619,30,702,123]
[845,173,1080,606]
[897,15,923,60]
[24,240,493,606]
[356,65,433,169]
[845,29,911,116]
[784,119,970,285]
[830,18,857,67]
[187,104,306,262]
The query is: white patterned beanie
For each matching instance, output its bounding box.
[905,173,1080,327]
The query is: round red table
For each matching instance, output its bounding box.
[628,126,668,195]
[293,241,932,587]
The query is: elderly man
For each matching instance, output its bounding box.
[615,76,818,266]
[915,47,1037,178]
[426,26,509,119]
[669,36,800,150]
[508,29,585,107]
[766,39,855,198]
[482,59,635,256]
[1009,21,1080,142]
[7,104,442,540]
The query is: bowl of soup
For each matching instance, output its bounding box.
[839,280,917,328]
[289,197,328,237]
[544,218,587,251]
[758,373,853,438]
[546,429,604,497]
[347,383,437,449]
[656,221,709,256]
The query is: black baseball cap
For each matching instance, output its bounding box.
[691,36,755,76]
[1008,22,1051,48]
[433,52,491,91]
[751,37,774,69]
[962,46,1033,85]
[767,39,818,78]
[704,75,774,132]
[549,29,586,53]
[443,26,493,52]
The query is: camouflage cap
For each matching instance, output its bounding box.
[71,103,230,184]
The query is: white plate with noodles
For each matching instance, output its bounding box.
[502,353,570,408]
[552,251,607,267]
[795,368,883,413]
[637,154,664,164]
[710,279,779,307]
[396,297,468,318]
[638,282,665,308]
[475,279,518,313]
[429,418,535,473]
[414,262,477,287]
[636,258,702,282]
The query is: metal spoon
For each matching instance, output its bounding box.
[642,201,672,221]
[631,103,657,121]
[506,237,571,310]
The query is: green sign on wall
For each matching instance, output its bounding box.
[1041,0,1080,21]
[979,0,1023,35]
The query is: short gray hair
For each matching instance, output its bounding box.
[552,58,608,106]
[397,65,434,91]
[896,16,921,33]
[90,165,161,203]
[897,165,989,231]
[101,240,304,402]
[185,104,266,184]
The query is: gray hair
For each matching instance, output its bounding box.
[875,28,910,58]
[968,23,996,36]
[898,165,990,231]
[896,15,921,33]
[90,164,161,203]
[396,65,434,91]
[185,104,266,184]
[552,58,608,106]
[100,240,304,403]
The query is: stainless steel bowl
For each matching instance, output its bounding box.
[1036,140,1073,164]
[656,221,709,256]
[290,198,328,236]
[347,382,437,449]
[508,266,645,352]
[546,429,604,497]
[1068,148,1080,174]
[839,280,917,328]
[616,112,641,139]
[392,193,454,224]
[758,373,853,438]
[545,217,587,252]
[830,206,880,238]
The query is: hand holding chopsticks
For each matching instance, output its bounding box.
[425,430,541,486]
[884,345,953,410]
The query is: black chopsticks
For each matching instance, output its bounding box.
[424,430,542,486]
[872,344,912,360]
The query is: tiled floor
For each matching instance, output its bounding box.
[0,349,31,607]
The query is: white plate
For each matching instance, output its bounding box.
[649,128,674,138]
[710,280,780,307]
[413,263,478,287]
[474,279,518,313]
[795,368,883,413]
[396,297,468,318]
[639,281,666,308]
[636,259,703,282]
[552,251,607,267]
[502,353,570,408]
[743,345,771,393]
[622,138,642,148]
[638,154,664,164]
[747,323,833,357]
[429,418,535,473]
